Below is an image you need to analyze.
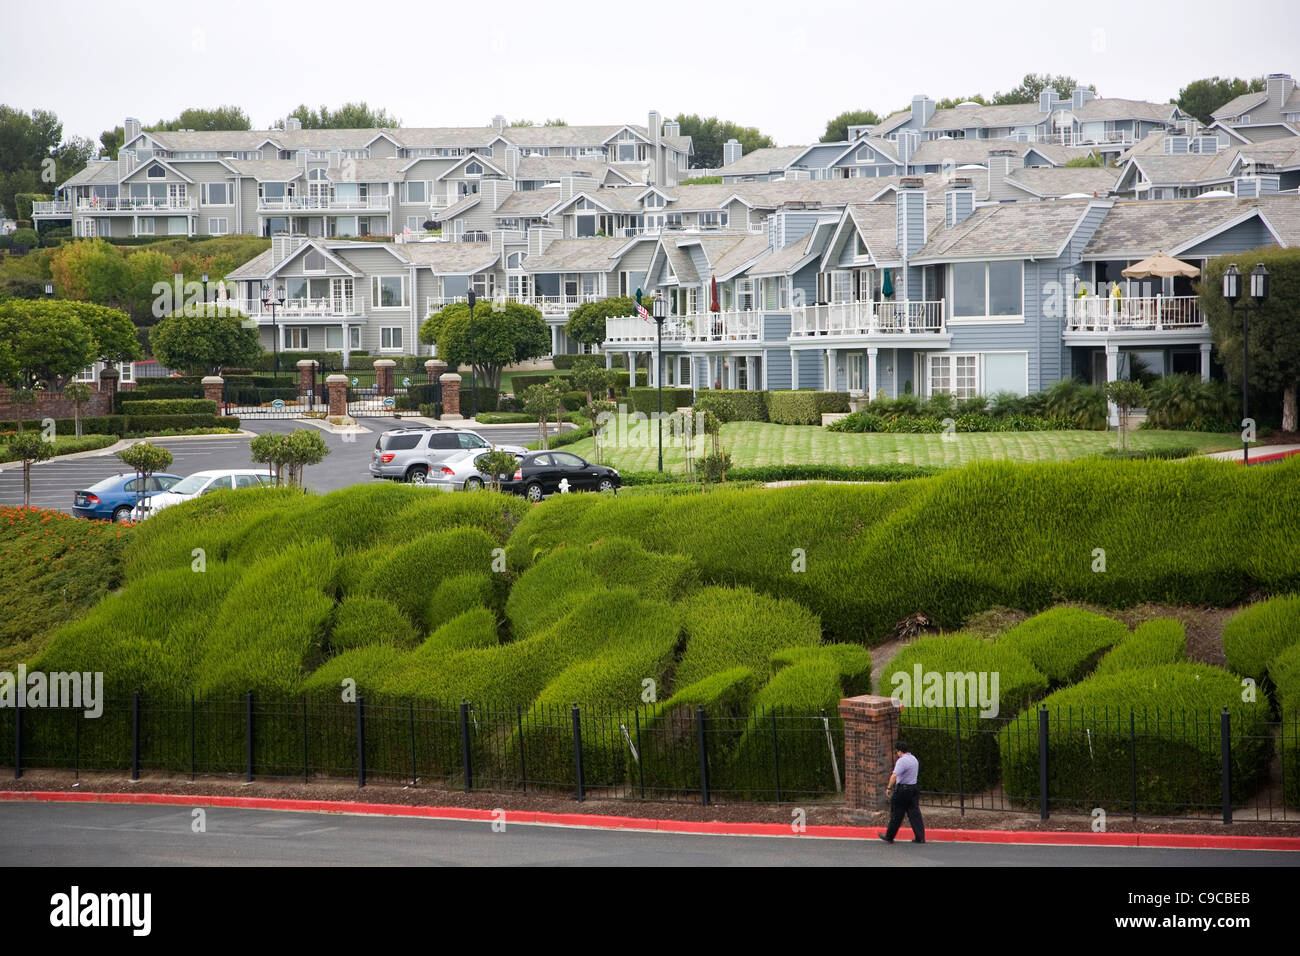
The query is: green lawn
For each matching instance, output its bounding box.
[563,422,1243,472]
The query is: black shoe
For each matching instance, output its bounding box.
[877,835,894,843]
[911,839,926,844]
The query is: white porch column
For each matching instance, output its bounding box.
[1199,343,1212,383]
[892,348,899,398]
[1105,344,1120,425]
[604,349,613,371]
[626,352,634,388]
[550,325,558,356]
[761,349,769,390]
[867,347,879,402]
[826,349,837,390]
[791,349,800,390]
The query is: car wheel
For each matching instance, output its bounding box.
[597,478,615,493]
[112,506,132,523]
[464,477,484,491]
[407,466,428,485]
[526,482,544,502]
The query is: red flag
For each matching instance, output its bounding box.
[710,276,720,312]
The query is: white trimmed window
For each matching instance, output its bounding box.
[208,217,228,235]
[118,362,133,383]
[325,326,344,350]
[380,327,403,350]
[350,326,361,350]
[928,353,978,398]
[284,327,310,350]
[201,182,232,205]
[848,354,863,391]
[951,261,1022,317]
[404,181,427,203]
[136,218,155,235]
[371,276,407,308]
[830,270,853,303]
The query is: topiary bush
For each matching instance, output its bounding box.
[328,596,419,652]
[996,608,1129,687]
[766,391,849,426]
[1094,619,1186,677]
[1000,664,1273,812]
[625,387,695,415]
[356,527,500,630]
[694,389,768,423]
[1222,594,1300,687]
[425,573,498,633]
[674,586,821,688]
[771,644,872,697]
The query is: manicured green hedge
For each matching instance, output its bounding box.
[694,390,768,423]
[1000,664,1273,812]
[1100,446,1200,461]
[426,573,498,632]
[997,608,1128,687]
[771,644,872,698]
[828,412,1074,433]
[328,596,418,652]
[766,391,850,426]
[300,645,407,696]
[2,414,238,436]
[1094,619,1186,676]
[610,369,647,390]
[510,373,572,393]
[1222,594,1300,685]
[879,634,1048,794]
[119,398,217,416]
[625,387,696,415]
[674,586,821,687]
[357,527,500,631]
[616,464,939,485]
[378,608,503,698]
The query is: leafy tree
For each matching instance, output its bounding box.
[49,239,130,306]
[116,441,174,518]
[543,118,568,127]
[1065,151,1104,168]
[284,103,400,129]
[570,355,614,405]
[476,449,520,491]
[935,94,991,110]
[99,125,123,159]
[0,105,61,219]
[250,428,329,488]
[820,109,882,143]
[63,382,93,438]
[992,74,1093,106]
[672,114,775,169]
[1199,248,1300,432]
[149,106,252,132]
[419,301,549,392]
[1173,76,1267,124]
[565,295,653,348]
[521,380,567,450]
[1103,380,1146,449]
[5,431,55,506]
[52,136,95,184]
[679,175,722,185]
[149,306,260,375]
[0,300,95,388]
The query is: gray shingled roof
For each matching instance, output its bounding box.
[225,248,276,280]
[1083,196,1300,258]
[908,138,1085,167]
[431,194,481,223]
[1212,92,1271,120]
[61,161,121,187]
[1074,98,1179,123]
[912,199,1098,261]
[687,234,772,279]
[514,157,611,180]
[223,159,303,181]
[1005,166,1120,198]
[397,242,500,273]
[927,103,1047,131]
[493,188,563,217]
[716,146,810,176]
[521,237,628,273]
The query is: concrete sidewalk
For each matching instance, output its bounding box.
[1203,444,1300,463]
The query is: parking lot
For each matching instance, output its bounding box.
[0,418,550,514]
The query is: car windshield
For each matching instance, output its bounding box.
[168,475,211,495]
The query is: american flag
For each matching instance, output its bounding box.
[636,304,650,322]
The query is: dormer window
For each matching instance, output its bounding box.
[146,164,166,178]
[645,192,664,208]
[465,161,483,176]
[303,249,326,272]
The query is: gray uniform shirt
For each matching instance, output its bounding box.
[892,753,919,785]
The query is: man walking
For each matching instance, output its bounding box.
[878,741,925,844]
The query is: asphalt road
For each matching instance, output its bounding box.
[0,803,1292,867]
[0,418,550,513]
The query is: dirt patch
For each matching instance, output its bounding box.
[1112,604,1237,669]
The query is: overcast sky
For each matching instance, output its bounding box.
[3,0,1297,148]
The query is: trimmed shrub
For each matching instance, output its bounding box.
[300,645,408,696]
[1094,619,1186,676]
[1000,664,1273,811]
[766,391,850,425]
[377,608,502,698]
[119,398,217,416]
[510,373,572,393]
[771,644,872,698]
[674,586,821,688]
[724,463,938,483]
[1100,446,1199,461]
[328,596,419,652]
[609,369,647,390]
[561,390,587,412]
[505,537,697,641]
[694,389,767,423]
[357,527,500,630]
[625,387,695,415]
[426,573,498,632]
[1222,594,1300,685]
[996,608,1129,687]
[879,634,1049,794]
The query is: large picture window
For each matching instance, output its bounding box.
[952,261,1023,317]
[371,276,407,308]
[929,353,978,398]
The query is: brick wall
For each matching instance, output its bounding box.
[0,376,117,422]
[838,694,903,817]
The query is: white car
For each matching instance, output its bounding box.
[423,448,521,492]
[133,468,274,518]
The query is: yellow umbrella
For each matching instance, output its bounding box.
[1121,253,1201,279]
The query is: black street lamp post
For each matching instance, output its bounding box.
[467,289,478,419]
[262,283,286,379]
[1221,262,1270,465]
[201,272,210,308]
[653,294,666,473]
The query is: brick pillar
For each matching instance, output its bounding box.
[439,372,462,421]
[374,359,396,397]
[98,367,119,394]
[326,373,350,418]
[296,359,319,403]
[424,359,447,383]
[838,694,903,819]
[201,375,224,408]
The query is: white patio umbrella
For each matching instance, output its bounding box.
[1121,253,1201,279]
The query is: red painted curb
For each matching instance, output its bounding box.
[2,790,1297,851]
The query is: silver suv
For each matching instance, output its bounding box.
[369,427,526,484]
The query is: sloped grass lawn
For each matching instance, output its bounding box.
[561,422,1241,472]
[0,433,118,461]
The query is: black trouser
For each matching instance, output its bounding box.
[885,783,925,841]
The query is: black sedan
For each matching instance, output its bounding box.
[504,451,620,501]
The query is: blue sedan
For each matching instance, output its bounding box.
[72,472,183,522]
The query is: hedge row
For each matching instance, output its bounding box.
[119,399,217,416]
[996,608,1128,687]
[327,596,419,652]
[694,389,770,423]
[1,415,238,436]
[625,387,696,415]
[673,586,821,687]
[1094,619,1187,677]
[1222,594,1300,686]
[829,412,1076,433]
[766,391,852,426]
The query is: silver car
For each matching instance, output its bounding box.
[369,427,526,484]
[422,448,522,492]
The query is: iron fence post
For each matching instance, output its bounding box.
[13,698,21,780]
[356,694,366,788]
[954,708,964,816]
[572,704,585,802]
[771,709,782,803]
[74,708,81,781]
[1129,710,1137,822]
[1038,705,1049,821]
[409,700,417,787]
[245,691,253,783]
[459,700,472,792]
[517,705,527,792]
[635,708,644,800]
[189,694,196,780]
[1220,707,1232,825]
[131,690,140,782]
[302,696,309,783]
[697,706,710,807]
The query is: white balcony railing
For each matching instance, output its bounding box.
[1066,295,1205,332]
[32,201,72,216]
[604,309,764,345]
[239,297,358,318]
[790,300,945,337]
[424,294,602,316]
[75,197,198,212]
[257,196,392,212]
